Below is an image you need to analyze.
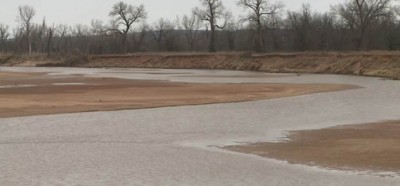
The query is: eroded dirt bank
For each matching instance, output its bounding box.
[225,121,400,173]
[0,72,357,118]
[2,52,399,79]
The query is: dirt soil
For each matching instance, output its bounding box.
[225,121,400,173]
[40,52,400,80]
[0,72,357,118]
[2,52,400,80]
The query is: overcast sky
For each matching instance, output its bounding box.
[0,0,345,30]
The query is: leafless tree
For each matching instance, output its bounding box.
[46,25,56,56]
[4,1,400,54]
[288,4,313,51]
[129,22,148,52]
[71,24,91,53]
[0,24,9,53]
[222,18,240,51]
[53,24,69,54]
[151,18,168,51]
[313,13,337,50]
[12,27,23,53]
[265,13,284,51]
[238,0,283,52]
[181,13,202,51]
[380,9,399,50]
[90,19,106,54]
[162,21,179,51]
[91,19,105,35]
[332,0,392,49]
[194,0,231,52]
[151,18,178,51]
[109,1,147,54]
[32,18,47,53]
[17,5,36,55]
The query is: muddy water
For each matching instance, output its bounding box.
[0,67,399,186]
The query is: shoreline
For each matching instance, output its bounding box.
[1,52,400,80]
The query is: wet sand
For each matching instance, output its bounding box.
[1,68,400,186]
[225,121,400,173]
[0,72,357,118]
[0,72,43,78]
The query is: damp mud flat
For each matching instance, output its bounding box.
[225,121,400,174]
[0,71,358,118]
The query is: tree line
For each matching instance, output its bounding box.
[0,0,399,56]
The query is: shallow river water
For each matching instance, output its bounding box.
[0,67,399,186]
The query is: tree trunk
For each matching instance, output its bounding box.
[190,41,195,51]
[28,36,32,55]
[47,30,53,57]
[123,33,128,54]
[255,18,264,53]
[209,19,216,52]
[356,28,367,50]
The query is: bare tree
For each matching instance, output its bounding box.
[0,24,9,53]
[54,24,69,54]
[265,13,284,51]
[71,24,91,53]
[17,5,36,55]
[332,0,392,49]
[223,18,240,51]
[3,1,400,54]
[33,18,47,53]
[181,13,202,51]
[194,0,230,52]
[91,19,105,35]
[380,9,399,50]
[46,25,56,56]
[313,13,337,50]
[151,18,178,51]
[109,1,147,54]
[288,4,313,51]
[151,18,169,51]
[238,0,283,52]
[12,27,24,53]
[90,19,106,54]
[131,22,148,52]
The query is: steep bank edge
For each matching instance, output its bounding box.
[3,52,400,79]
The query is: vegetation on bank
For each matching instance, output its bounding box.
[0,0,399,55]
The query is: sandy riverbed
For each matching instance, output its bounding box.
[0,72,356,118]
[0,67,399,186]
[225,121,400,173]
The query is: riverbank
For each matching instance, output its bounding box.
[1,52,400,80]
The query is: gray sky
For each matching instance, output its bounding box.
[1,0,345,30]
